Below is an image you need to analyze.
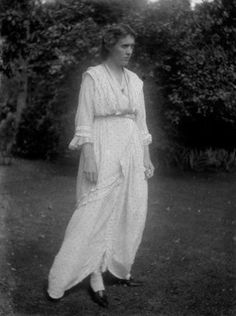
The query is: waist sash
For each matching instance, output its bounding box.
[95,111,137,120]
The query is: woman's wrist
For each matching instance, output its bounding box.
[81,142,94,159]
[143,145,150,160]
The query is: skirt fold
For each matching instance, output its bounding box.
[48,117,148,298]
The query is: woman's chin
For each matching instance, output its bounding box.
[121,60,129,67]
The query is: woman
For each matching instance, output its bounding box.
[47,23,155,308]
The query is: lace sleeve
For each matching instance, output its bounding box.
[69,73,95,150]
[136,84,152,146]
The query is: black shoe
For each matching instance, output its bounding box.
[45,291,63,303]
[117,277,143,287]
[89,287,109,308]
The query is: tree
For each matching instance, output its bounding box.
[1,0,235,159]
[140,0,236,149]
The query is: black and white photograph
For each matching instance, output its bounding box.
[0,0,235,315]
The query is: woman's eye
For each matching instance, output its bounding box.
[122,45,135,49]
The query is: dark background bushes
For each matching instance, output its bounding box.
[0,0,235,170]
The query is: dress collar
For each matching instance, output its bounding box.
[103,63,131,95]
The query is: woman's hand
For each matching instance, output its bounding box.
[143,145,155,179]
[144,157,155,179]
[82,143,98,184]
[83,156,98,183]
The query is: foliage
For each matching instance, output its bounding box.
[1,0,100,158]
[0,75,16,164]
[155,144,236,172]
[15,103,60,159]
[0,110,15,164]
[0,0,149,158]
[178,147,236,172]
[134,0,235,151]
[150,0,236,148]
[1,0,236,167]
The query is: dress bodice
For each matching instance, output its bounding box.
[83,64,141,118]
[68,63,152,149]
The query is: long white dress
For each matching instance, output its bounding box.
[48,63,152,299]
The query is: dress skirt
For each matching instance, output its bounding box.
[48,115,148,299]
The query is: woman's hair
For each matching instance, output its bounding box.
[100,23,136,61]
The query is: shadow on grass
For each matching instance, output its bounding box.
[2,159,236,316]
[7,238,96,316]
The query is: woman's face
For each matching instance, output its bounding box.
[108,35,135,67]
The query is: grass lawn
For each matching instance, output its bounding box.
[0,158,235,316]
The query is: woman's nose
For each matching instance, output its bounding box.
[126,46,133,55]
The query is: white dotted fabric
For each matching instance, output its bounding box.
[48,65,151,299]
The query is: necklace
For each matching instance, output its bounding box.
[103,63,135,115]
[103,63,124,89]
